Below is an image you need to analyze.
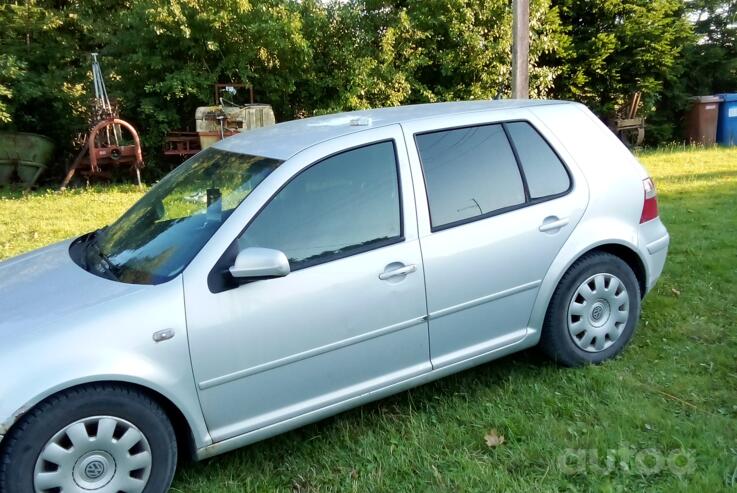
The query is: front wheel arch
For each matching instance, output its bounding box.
[1,381,196,463]
[0,382,181,493]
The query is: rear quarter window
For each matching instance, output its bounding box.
[505,121,570,199]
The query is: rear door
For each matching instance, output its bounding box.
[401,111,588,368]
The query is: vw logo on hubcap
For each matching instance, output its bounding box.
[73,452,115,488]
[587,300,611,328]
[84,459,106,480]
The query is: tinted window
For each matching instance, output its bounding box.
[416,124,525,229]
[506,122,570,199]
[239,141,401,269]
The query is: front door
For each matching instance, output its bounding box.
[184,127,431,442]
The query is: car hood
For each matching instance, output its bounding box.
[0,240,148,338]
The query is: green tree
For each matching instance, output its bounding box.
[0,0,118,167]
[550,0,693,122]
[0,54,25,124]
[297,0,568,114]
[1,0,729,179]
[649,1,735,143]
[684,0,737,94]
[102,0,310,155]
[0,0,312,175]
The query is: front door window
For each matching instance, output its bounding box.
[239,140,403,270]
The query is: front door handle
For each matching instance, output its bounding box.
[539,216,569,233]
[379,264,417,281]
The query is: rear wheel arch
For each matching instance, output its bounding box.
[586,243,647,298]
[529,239,647,342]
[545,242,647,306]
[539,249,643,365]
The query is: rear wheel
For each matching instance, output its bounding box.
[540,252,641,366]
[0,384,177,493]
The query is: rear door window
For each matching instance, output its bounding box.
[415,124,526,230]
[505,121,570,199]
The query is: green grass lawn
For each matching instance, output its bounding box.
[1,146,736,492]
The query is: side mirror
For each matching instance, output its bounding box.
[229,247,290,281]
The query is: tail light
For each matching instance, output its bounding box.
[640,177,659,223]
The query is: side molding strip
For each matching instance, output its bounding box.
[198,316,427,390]
[427,280,542,320]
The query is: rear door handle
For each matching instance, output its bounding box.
[539,216,569,232]
[379,264,417,280]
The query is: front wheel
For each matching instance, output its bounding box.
[540,252,642,367]
[0,384,177,493]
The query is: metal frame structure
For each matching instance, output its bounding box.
[612,92,646,147]
[60,54,144,189]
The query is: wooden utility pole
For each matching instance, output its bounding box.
[511,0,530,99]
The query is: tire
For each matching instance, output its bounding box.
[0,384,177,493]
[540,252,641,367]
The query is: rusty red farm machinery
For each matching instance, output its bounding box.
[61,54,144,189]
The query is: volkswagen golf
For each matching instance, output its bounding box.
[0,100,669,493]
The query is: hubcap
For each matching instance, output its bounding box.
[33,416,152,493]
[74,451,116,489]
[567,273,630,353]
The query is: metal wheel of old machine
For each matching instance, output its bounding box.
[60,54,144,190]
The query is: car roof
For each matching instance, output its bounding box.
[213,99,570,160]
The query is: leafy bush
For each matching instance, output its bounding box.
[650,0,737,143]
[0,1,107,165]
[550,0,693,120]
[0,0,733,180]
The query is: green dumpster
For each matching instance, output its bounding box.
[0,132,55,187]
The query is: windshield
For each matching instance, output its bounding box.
[83,147,282,285]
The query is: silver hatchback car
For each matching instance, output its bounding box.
[0,100,669,493]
